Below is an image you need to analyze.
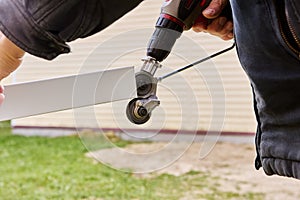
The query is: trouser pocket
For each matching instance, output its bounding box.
[273,0,300,58]
[285,0,300,42]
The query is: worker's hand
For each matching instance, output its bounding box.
[0,32,25,105]
[192,0,233,41]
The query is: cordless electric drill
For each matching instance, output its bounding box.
[126,0,212,124]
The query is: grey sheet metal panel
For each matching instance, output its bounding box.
[0,66,135,121]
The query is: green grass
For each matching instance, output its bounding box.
[0,122,264,200]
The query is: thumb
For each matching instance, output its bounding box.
[202,0,228,19]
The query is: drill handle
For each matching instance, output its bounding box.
[162,0,212,30]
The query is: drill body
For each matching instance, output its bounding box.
[147,0,211,62]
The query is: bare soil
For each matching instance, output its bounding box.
[87,141,300,200]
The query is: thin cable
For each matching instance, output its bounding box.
[157,42,236,82]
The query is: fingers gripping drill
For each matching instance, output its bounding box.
[126,0,212,124]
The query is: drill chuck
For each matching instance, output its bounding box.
[147,14,184,62]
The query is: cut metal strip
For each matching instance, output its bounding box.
[0,66,136,121]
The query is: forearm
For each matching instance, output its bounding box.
[0,34,25,80]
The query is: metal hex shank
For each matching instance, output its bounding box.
[141,56,162,75]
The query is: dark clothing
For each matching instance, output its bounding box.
[0,0,300,179]
[231,0,300,179]
[0,0,143,60]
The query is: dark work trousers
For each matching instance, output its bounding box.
[231,0,300,179]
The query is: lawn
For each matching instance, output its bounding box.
[0,122,263,200]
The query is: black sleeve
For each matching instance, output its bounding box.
[0,0,143,60]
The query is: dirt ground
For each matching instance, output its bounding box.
[87,141,300,200]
